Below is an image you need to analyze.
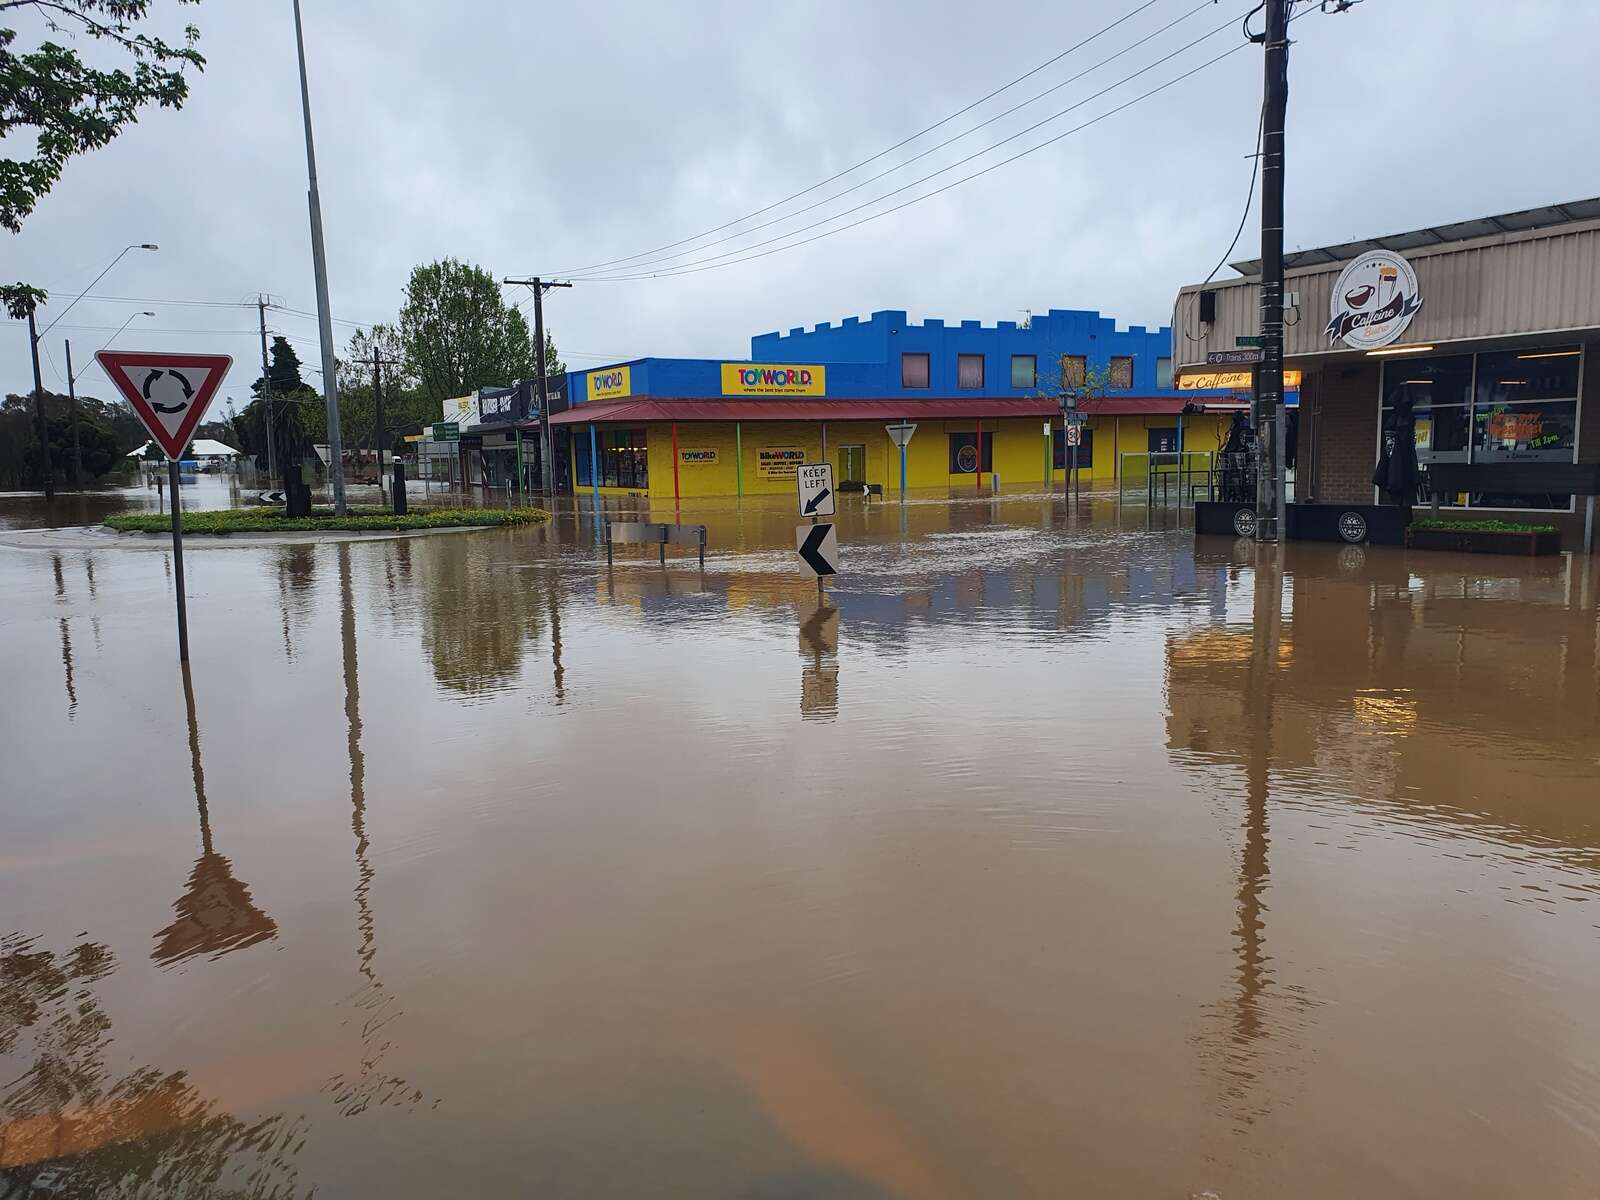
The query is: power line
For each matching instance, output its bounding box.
[559,0,1221,281]
[1183,98,1265,340]
[32,291,380,329]
[540,0,1180,279]
[576,18,1254,283]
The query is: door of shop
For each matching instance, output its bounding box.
[839,444,866,487]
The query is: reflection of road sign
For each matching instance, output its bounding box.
[956,444,978,473]
[1065,424,1082,447]
[885,422,917,448]
[1207,349,1263,365]
[796,462,835,517]
[796,522,839,577]
[798,604,839,657]
[96,351,232,460]
[432,421,460,442]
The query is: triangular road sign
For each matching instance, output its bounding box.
[97,351,233,460]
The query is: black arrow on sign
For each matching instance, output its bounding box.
[143,367,195,414]
[802,487,831,515]
[798,523,837,576]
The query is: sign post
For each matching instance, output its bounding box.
[796,462,837,602]
[96,351,232,662]
[885,422,917,502]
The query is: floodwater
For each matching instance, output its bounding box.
[2,489,1599,1198]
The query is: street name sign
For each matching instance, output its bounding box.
[1236,335,1266,347]
[432,421,460,442]
[796,462,835,517]
[96,351,232,459]
[796,522,840,577]
[1206,349,1263,365]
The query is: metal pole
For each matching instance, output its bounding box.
[27,311,52,499]
[899,442,908,502]
[589,422,600,522]
[373,345,386,508]
[1043,421,1051,489]
[292,0,347,514]
[975,417,983,492]
[671,421,681,510]
[735,422,743,497]
[532,283,553,496]
[168,458,189,662]
[1255,0,1289,543]
[65,339,82,490]
[258,299,276,485]
[515,425,524,504]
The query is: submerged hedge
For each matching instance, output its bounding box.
[105,506,548,534]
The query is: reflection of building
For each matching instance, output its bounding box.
[551,308,1287,502]
[1173,198,1600,537]
[1167,547,1600,853]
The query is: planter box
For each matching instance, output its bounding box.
[1406,526,1561,556]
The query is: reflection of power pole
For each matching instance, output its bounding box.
[502,277,572,496]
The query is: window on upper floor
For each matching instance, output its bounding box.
[1109,356,1134,390]
[958,354,985,389]
[902,352,930,389]
[1059,355,1086,390]
[1010,355,1037,389]
[1157,357,1173,389]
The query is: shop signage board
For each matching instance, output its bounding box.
[1326,248,1423,349]
[796,463,835,517]
[758,446,805,480]
[1207,349,1263,365]
[679,448,719,465]
[1178,369,1302,391]
[795,522,840,577]
[432,421,460,442]
[722,363,826,396]
[97,351,232,459]
[589,365,632,401]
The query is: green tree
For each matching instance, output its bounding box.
[1,1,205,233]
[0,389,134,486]
[231,338,315,474]
[399,259,543,404]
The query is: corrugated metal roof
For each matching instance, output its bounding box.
[1228,197,1600,277]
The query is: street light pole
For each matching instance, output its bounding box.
[291,0,347,514]
[67,310,154,488]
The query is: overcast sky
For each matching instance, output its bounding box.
[6,0,1598,405]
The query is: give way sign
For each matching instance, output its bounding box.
[97,351,233,459]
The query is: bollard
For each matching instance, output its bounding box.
[392,461,407,515]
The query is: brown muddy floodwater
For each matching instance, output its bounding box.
[2,490,1599,1198]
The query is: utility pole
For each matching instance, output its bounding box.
[27,311,52,500]
[1254,0,1290,543]
[65,339,81,490]
[292,0,347,514]
[257,298,277,485]
[503,277,571,496]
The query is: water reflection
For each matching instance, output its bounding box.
[0,934,309,1197]
[798,603,839,721]
[152,665,277,967]
[322,546,425,1117]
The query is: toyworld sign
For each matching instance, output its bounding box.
[721,363,826,396]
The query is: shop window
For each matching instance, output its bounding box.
[1148,427,1181,455]
[1380,347,1582,510]
[947,432,993,474]
[902,352,930,389]
[1011,355,1037,389]
[1052,427,1094,470]
[575,427,648,488]
[1059,354,1086,390]
[958,354,985,389]
[1156,357,1173,389]
[1109,356,1135,389]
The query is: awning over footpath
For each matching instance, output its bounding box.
[546,396,1193,426]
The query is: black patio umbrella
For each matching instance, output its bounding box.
[1373,396,1420,518]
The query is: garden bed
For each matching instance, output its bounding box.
[104,506,548,535]
[1406,518,1560,556]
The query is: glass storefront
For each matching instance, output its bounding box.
[575,428,649,489]
[1381,346,1583,510]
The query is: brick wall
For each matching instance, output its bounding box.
[1304,361,1379,504]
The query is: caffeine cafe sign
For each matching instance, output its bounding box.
[1326,249,1423,350]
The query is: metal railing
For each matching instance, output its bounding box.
[1118,451,1215,507]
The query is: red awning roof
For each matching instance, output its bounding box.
[546,395,1190,425]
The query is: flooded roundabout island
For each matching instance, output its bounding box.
[2,486,1599,1198]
